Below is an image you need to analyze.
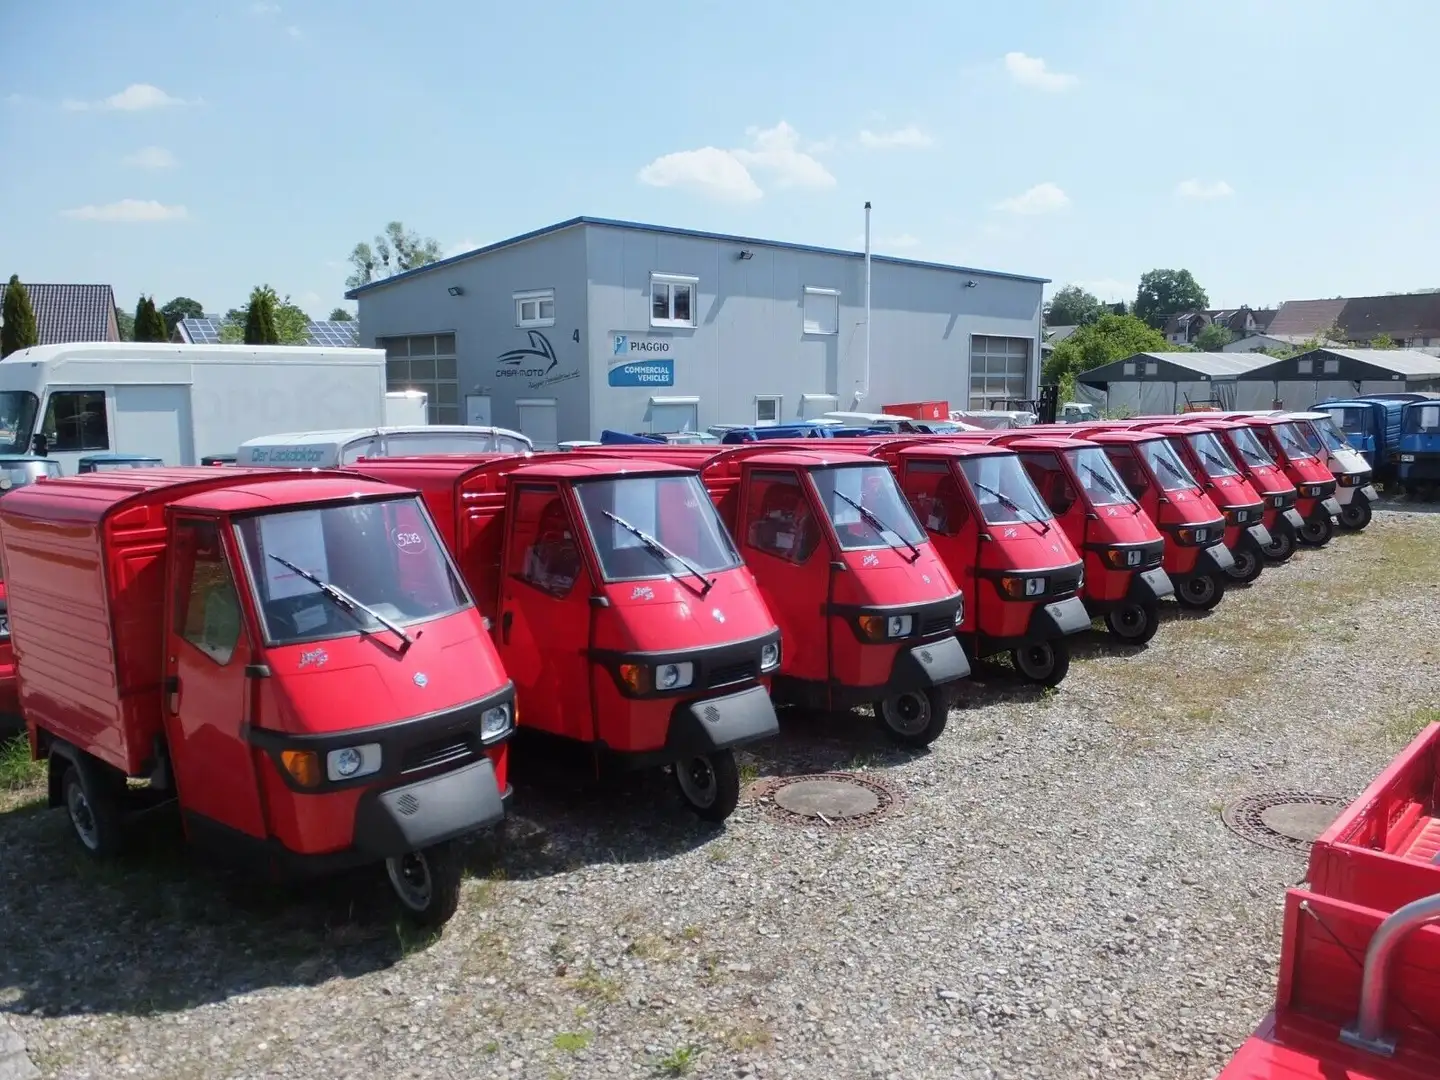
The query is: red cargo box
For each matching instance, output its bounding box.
[882,400,949,421]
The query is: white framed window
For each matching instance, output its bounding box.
[755,396,782,426]
[1297,359,1313,374]
[514,289,555,328]
[650,273,698,328]
[802,287,839,335]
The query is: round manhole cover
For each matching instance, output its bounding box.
[1221,790,1349,853]
[752,772,901,830]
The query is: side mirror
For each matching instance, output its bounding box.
[31,433,49,457]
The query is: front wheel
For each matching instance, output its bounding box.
[1298,512,1334,546]
[876,687,950,748]
[1262,524,1297,562]
[385,841,463,929]
[1011,639,1071,688]
[1105,601,1159,646]
[674,750,740,823]
[1224,544,1265,584]
[1175,572,1225,611]
[1338,496,1372,531]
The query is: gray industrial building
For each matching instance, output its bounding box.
[346,216,1047,446]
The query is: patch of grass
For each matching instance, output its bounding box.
[680,925,702,942]
[705,841,732,864]
[569,963,622,1003]
[847,751,879,771]
[481,1041,500,1055]
[552,1031,592,1052]
[394,921,442,957]
[654,1045,701,1076]
[721,1021,773,1052]
[626,933,679,963]
[738,760,759,785]
[0,733,43,792]
[1366,707,1440,753]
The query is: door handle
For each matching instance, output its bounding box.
[164,674,181,714]
[501,611,513,644]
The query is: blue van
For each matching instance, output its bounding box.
[1397,400,1440,495]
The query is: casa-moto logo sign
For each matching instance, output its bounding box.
[496,330,580,391]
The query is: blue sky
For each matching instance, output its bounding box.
[3,0,1438,319]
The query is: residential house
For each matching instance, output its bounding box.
[1162,307,1276,346]
[0,282,120,345]
[1263,292,1440,353]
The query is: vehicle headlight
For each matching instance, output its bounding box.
[999,575,1046,598]
[326,743,382,782]
[480,704,513,741]
[886,614,914,638]
[654,662,695,691]
[953,599,965,626]
[760,642,781,672]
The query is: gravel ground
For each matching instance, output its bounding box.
[2,507,1438,1080]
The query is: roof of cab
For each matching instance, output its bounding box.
[1002,436,1094,450]
[1074,429,1169,444]
[0,466,402,525]
[723,448,880,468]
[351,453,694,481]
[892,441,1014,459]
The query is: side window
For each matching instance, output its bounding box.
[173,521,243,665]
[743,470,818,564]
[902,460,968,535]
[1018,453,1076,515]
[509,484,580,597]
[42,391,109,452]
[1103,447,1149,499]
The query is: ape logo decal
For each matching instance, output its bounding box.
[495,329,581,390]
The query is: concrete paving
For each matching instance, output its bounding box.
[0,1021,39,1080]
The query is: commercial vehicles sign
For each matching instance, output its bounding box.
[608,333,676,387]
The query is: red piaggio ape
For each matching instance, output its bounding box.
[0,457,64,719]
[345,453,781,822]
[566,443,969,746]
[978,433,1175,646]
[0,467,515,926]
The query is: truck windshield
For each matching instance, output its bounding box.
[1138,438,1199,492]
[1322,407,1369,438]
[1272,422,1316,461]
[1064,446,1135,506]
[0,392,39,456]
[1184,432,1240,477]
[1310,416,1353,452]
[1404,404,1440,434]
[958,455,1053,526]
[1226,426,1275,468]
[810,464,927,552]
[574,474,741,583]
[234,496,470,647]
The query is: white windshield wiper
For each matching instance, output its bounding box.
[1197,448,1235,476]
[601,510,714,595]
[971,481,1050,534]
[267,553,413,652]
[833,490,922,562]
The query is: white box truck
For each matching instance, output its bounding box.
[0,342,387,476]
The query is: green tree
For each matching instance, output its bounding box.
[1,275,39,357]
[115,305,134,341]
[132,295,168,341]
[1368,332,1397,349]
[1194,323,1234,352]
[1045,285,1106,327]
[1133,269,1209,329]
[1043,313,1175,392]
[160,296,205,335]
[328,307,353,321]
[346,221,443,289]
[243,285,279,345]
[221,286,311,345]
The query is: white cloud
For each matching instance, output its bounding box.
[994,182,1070,215]
[122,146,176,169]
[61,199,188,223]
[858,126,935,150]
[732,122,836,190]
[63,83,187,112]
[638,147,763,202]
[1072,278,1131,302]
[1003,52,1078,92]
[1175,178,1235,200]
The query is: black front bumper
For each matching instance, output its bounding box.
[1241,523,1272,550]
[1027,595,1092,639]
[353,757,506,859]
[773,633,971,711]
[663,684,779,759]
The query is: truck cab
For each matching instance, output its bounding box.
[1312,398,1406,488]
[1214,415,1342,546]
[0,455,64,717]
[1398,399,1440,496]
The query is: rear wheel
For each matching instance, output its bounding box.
[1175,572,1225,611]
[1225,545,1265,584]
[386,841,463,928]
[1338,496,1372,531]
[1011,639,1071,687]
[1105,601,1159,646]
[1299,512,1334,546]
[62,757,128,859]
[1262,524,1297,562]
[876,687,950,748]
[674,750,740,823]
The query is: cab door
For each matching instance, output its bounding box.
[898,458,977,631]
[497,482,595,743]
[162,517,266,837]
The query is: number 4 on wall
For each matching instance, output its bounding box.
[572,329,580,343]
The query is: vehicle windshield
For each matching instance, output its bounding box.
[1138,438,1200,492]
[1404,404,1440,435]
[1272,422,1316,461]
[1184,432,1240,477]
[958,454,1054,526]
[574,474,742,582]
[1322,406,1369,438]
[234,496,470,647]
[809,464,928,551]
[1064,446,1135,506]
[1226,426,1275,468]
[1310,416,1353,452]
[0,392,39,456]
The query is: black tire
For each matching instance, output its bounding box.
[1298,512,1334,546]
[1105,601,1159,646]
[1262,524,1297,563]
[1338,496,1372,531]
[1011,639,1071,687]
[1175,571,1225,611]
[1224,544,1265,585]
[385,841,463,929]
[673,750,740,823]
[61,757,128,859]
[875,686,950,748]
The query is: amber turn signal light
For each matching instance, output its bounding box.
[281,749,321,788]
